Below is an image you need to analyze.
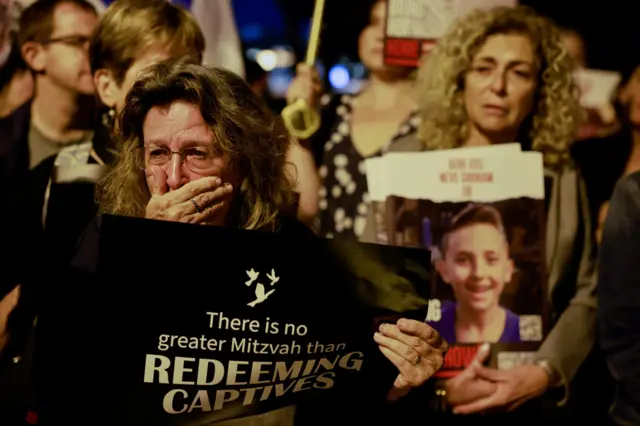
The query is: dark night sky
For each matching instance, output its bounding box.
[233,0,638,74]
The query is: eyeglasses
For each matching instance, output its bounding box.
[134,146,219,173]
[43,35,91,50]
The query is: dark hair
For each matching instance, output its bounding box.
[17,0,96,47]
[0,37,28,92]
[244,59,266,85]
[89,0,205,86]
[97,57,296,231]
[440,204,506,255]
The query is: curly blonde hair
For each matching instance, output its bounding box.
[96,58,295,231]
[417,6,583,169]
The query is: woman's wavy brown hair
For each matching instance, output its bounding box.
[417,6,583,169]
[96,58,295,231]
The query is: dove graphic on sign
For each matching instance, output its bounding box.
[245,269,279,307]
[267,269,279,285]
[245,269,259,286]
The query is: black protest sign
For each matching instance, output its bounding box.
[35,215,431,425]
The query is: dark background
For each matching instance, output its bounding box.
[234,0,637,73]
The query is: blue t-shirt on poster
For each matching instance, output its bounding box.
[427,300,521,344]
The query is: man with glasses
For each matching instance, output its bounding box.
[1,0,98,210]
[0,3,97,422]
[1,0,98,279]
[16,0,98,169]
[1,0,98,262]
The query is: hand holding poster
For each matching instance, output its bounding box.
[574,68,622,108]
[34,215,440,425]
[573,69,622,139]
[365,146,547,379]
[384,0,518,66]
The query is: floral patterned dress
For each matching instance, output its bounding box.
[314,93,421,239]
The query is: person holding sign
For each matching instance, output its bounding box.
[573,61,640,246]
[430,204,520,344]
[286,0,419,239]
[559,27,621,142]
[361,5,596,420]
[598,171,640,426]
[70,58,448,426]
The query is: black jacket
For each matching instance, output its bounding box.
[598,171,640,425]
[1,100,115,286]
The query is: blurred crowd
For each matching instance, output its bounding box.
[1,0,640,425]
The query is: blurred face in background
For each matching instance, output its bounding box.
[358,0,410,80]
[359,1,385,71]
[560,30,586,69]
[98,45,172,114]
[22,2,97,95]
[618,65,640,127]
[463,32,538,142]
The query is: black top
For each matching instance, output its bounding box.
[0,282,38,426]
[571,132,631,222]
[2,101,115,288]
[0,327,37,426]
[598,171,640,425]
[311,93,420,239]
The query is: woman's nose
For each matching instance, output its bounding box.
[489,71,507,94]
[165,154,186,190]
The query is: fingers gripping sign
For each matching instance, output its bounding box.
[374,319,449,401]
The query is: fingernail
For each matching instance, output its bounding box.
[215,178,222,185]
[397,319,407,327]
[379,323,387,332]
[480,342,490,352]
[374,332,381,339]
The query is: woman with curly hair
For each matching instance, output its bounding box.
[416,7,581,164]
[362,5,599,420]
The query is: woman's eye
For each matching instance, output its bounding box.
[185,148,208,158]
[149,149,168,158]
[473,66,492,73]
